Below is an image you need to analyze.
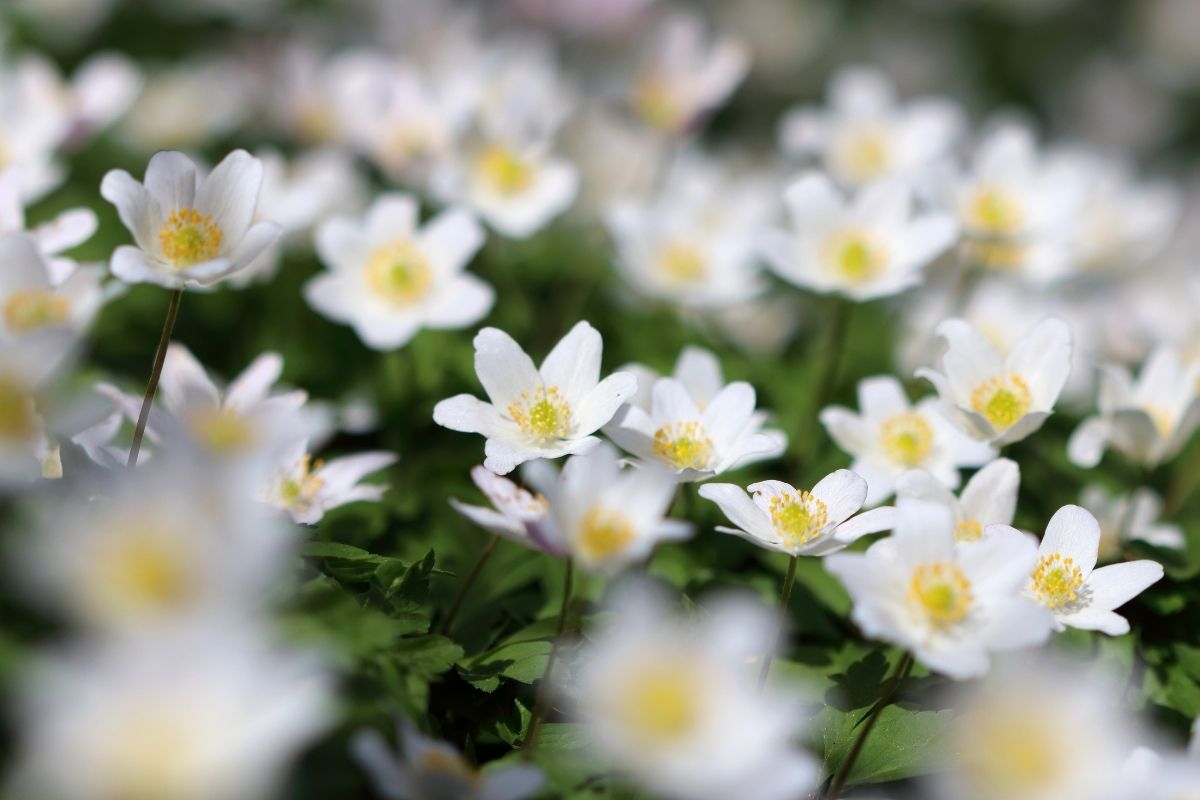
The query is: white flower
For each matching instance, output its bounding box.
[449,464,561,554]
[894,458,1021,544]
[779,65,965,188]
[628,12,749,136]
[699,469,895,556]
[118,59,252,151]
[567,583,819,800]
[762,172,957,301]
[100,149,281,287]
[1013,504,1164,635]
[353,722,544,800]
[621,345,726,414]
[1123,743,1200,800]
[261,439,396,525]
[525,443,690,572]
[825,498,1054,679]
[0,330,74,484]
[0,233,104,341]
[0,57,73,201]
[916,317,1073,447]
[1068,345,1200,468]
[606,372,786,482]
[820,375,995,505]
[0,166,98,283]
[433,321,636,474]
[606,151,773,310]
[1080,485,1184,561]
[10,627,332,800]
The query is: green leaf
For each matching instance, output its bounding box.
[819,704,954,786]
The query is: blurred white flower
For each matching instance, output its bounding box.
[1010,504,1163,635]
[304,194,491,350]
[699,469,895,556]
[607,152,773,309]
[762,172,957,301]
[780,65,965,188]
[1068,345,1200,469]
[566,583,819,800]
[0,57,72,201]
[118,58,252,152]
[917,317,1073,447]
[261,439,396,525]
[19,51,143,147]
[826,498,1053,679]
[606,372,785,482]
[450,464,560,554]
[525,443,690,572]
[433,322,636,474]
[101,150,281,288]
[0,166,98,283]
[627,11,749,137]
[820,375,995,505]
[1123,742,1200,800]
[894,458,1021,543]
[10,627,332,800]
[0,233,104,341]
[354,722,544,800]
[1080,485,1184,561]
[0,330,73,483]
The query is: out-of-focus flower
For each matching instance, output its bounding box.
[820,375,995,505]
[826,498,1053,679]
[0,330,73,483]
[606,372,785,482]
[762,172,957,301]
[261,439,396,525]
[18,52,143,147]
[607,152,773,309]
[434,322,637,474]
[1068,346,1200,469]
[1010,504,1163,635]
[699,469,895,556]
[11,0,120,44]
[18,459,295,633]
[1123,742,1200,800]
[779,65,965,188]
[932,656,1143,800]
[0,234,104,341]
[353,721,544,800]
[1080,485,1184,561]
[101,150,281,288]
[508,0,656,38]
[304,193,490,349]
[10,627,332,800]
[0,166,99,283]
[563,104,666,218]
[118,58,253,152]
[525,443,689,572]
[0,58,72,201]
[894,458,1021,543]
[449,464,559,553]
[627,11,749,137]
[708,294,802,356]
[917,317,1073,447]
[566,583,819,800]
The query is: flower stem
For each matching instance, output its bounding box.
[799,298,854,464]
[522,557,574,760]
[758,553,799,688]
[126,288,183,468]
[437,534,501,636]
[824,652,914,799]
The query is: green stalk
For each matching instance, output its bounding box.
[522,557,574,759]
[437,535,501,636]
[126,288,183,467]
[758,554,799,688]
[824,652,914,799]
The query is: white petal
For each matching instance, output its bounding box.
[1067,417,1110,468]
[1083,560,1163,613]
[811,468,867,525]
[365,193,419,243]
[196,149,263,243]
[225,353,283,411]
[433,394,510,438]
[539,320,602,406]
[144,150,199,212]
[573,372,638,436]
[960,458,1019,527]
[857,375,911,421]
[699,482,773,540]
[424,275,495,330]
[834,506,896,543]
[1005,317,1072,408]
[473,327,540,409]
[1039,504,1101,576]
[419,206,484,275]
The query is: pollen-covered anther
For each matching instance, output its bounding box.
[968,186,1025,236]
[365,240,433,306]
[835,127,892,183]
[1030,553,1084,609]
[508,386,571,443]
[3,290,69,333]
[955,519,984,543]
[656,241,708,284]
[652,421,714,471]
[159,207,223,269]
[880,411,934,466]
[476,144,536,196]
[909,561,973,627]
[970,374,1032,431]
[578,506,635,561]
[279,455,325,511]
[769,490,829,547]
[822,228,889,283]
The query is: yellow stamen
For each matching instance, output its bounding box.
[967,186,1025,236]
[955,519,984,543]
[0,376,36,442]
[279,454,325,511]
[631,73,683,133]
[186,408,254,454]
[652,421,713,471]
[577,506,635,562]
[822,229,889,283]
[970,374,1032,431]
[508,386,571,443]
[475,144,535,196]
[3,290,69,333]
[91,522,196,616]
[768,489,829,548]
[961,710,1061,796]
[656,241,708,284]
[365,240,433,306]
[159,208,223,269]
[615,660,702,744]
[880,412,934,467]
[835,128,891,184]
[909,562,973,627]
[1030,553,1084,609]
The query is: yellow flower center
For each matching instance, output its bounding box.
[508,386,571,443]
[652,421,713,471]
[419,750,480,785]
[91,523,196,618]
[1144,404,1175,439]
[159,208,223,269]
[967,186,1025,236]
[476,144,535,196]
[656,241,708,285]
[961,710,1062,796]
[615,660,702,744]
[909,562,973,627]
[823,229,889,283]
[0,376,36,442]
[186,408,254,454]
[279,455,325,510]
[769,490,829,548]
[577,506,635,562]
[3,290,69,333]
[1030,553,1084,610]
[836,127,892,184]
[632,73,683,133]
[962,239,1029,272]
[955,519,984,543]
[100,712,207,800]
[970,374,1032,431]
[880,412,934,467]
[365,240,433,306]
